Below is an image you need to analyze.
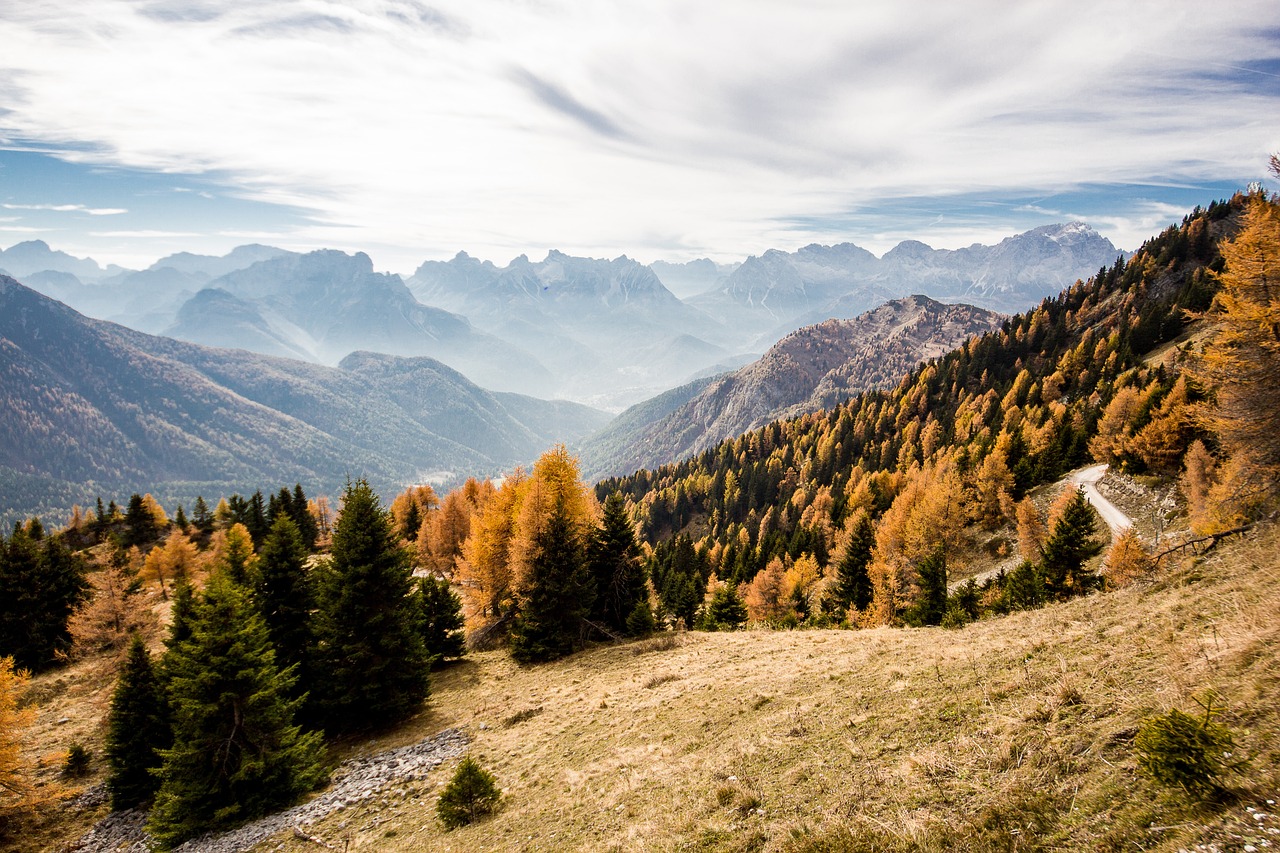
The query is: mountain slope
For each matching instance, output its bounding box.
[598,197,1236,557]
[0,277,608,523]
[580,295,1004,478]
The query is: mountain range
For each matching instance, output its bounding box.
[688,222,1119,346]
[0,276,608,524]
[3,223,1118,411]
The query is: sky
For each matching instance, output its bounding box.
[1,1,1278,275]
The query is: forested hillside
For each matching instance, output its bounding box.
[579,296,1005,479]
[597,194,1256,627]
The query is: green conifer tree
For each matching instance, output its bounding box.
[123,494,158,548]
[830,511,875,614]
[998,560,1046,612]
[246,491,269,548]
[436,757,501,828]
[313,480,429,733]
[700,582,747,631]
[401,499,422,543]
[913,545,948,627]
[105,635,171,810]
[0,527,90,671]
[291,484,318,552]
[415,576,466,665]
[256,516,317,714]
[165,580,197,652]
[1041,488,1104,600]
[148,573,323,847]
[191,496,214,536]
[510,510,594,663]
[587,492,647,635]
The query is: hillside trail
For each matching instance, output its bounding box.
[952,463,1133,591]
[1067,463,1133,535]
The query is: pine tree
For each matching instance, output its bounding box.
[436,757,501,829]
[587,493,647,635]
[256,516,317,712]
[246,491,269,548]
[402,498,422,543]
[912,546,948,626]
[105,636,170,810]
[148,573,323,847]
[313,480,430,733]
[163,579,198,662]
[510,509,593,663]
[829,509,874,614]
[998,560,1046,612]
[415,576,465,665]
[1041,487,1104,600]
[213,523,257,586]
[700,581,747,631]
[191,496,214,537]
[124,494,158,548]
[291,484,319,552]
[94,497,109,539]
[0,527,89,671]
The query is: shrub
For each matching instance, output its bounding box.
[1135,699,1237,796]
[437,757,501,829]
[62,744,91,778]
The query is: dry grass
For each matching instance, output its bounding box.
[14,526,1280,853]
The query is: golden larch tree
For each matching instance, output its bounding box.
[1193,193,1280,496]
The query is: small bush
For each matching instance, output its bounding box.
[643,672,680,689]
[437,757,501,829]
[939,603,970,630]
[1135,699,1237,796]
[62,744,92,778]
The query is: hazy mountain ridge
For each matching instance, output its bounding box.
[0,276,608,523]
[5,223,1118,411]
[579,295,1004,479]
[690,222,1118,346]
[407,250,731,408]
[170,250,557,396]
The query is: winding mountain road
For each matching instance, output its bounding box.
[1067,463,1133,536]
[951,463,1133,591]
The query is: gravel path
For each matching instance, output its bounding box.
[68,727,469,853]
[1068,463,1134,535]
[950,464,1135,592]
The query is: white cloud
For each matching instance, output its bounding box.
[88,229,200,238]
[0,0,1277,267]
[2,202,128,215]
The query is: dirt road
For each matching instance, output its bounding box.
[950,464,1133,591]
[1067,463,1133,536]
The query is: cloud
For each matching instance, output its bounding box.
[511,68,632,142]
[3,202,127,215]
[88,229,200,238]
[0,0,1276,267]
